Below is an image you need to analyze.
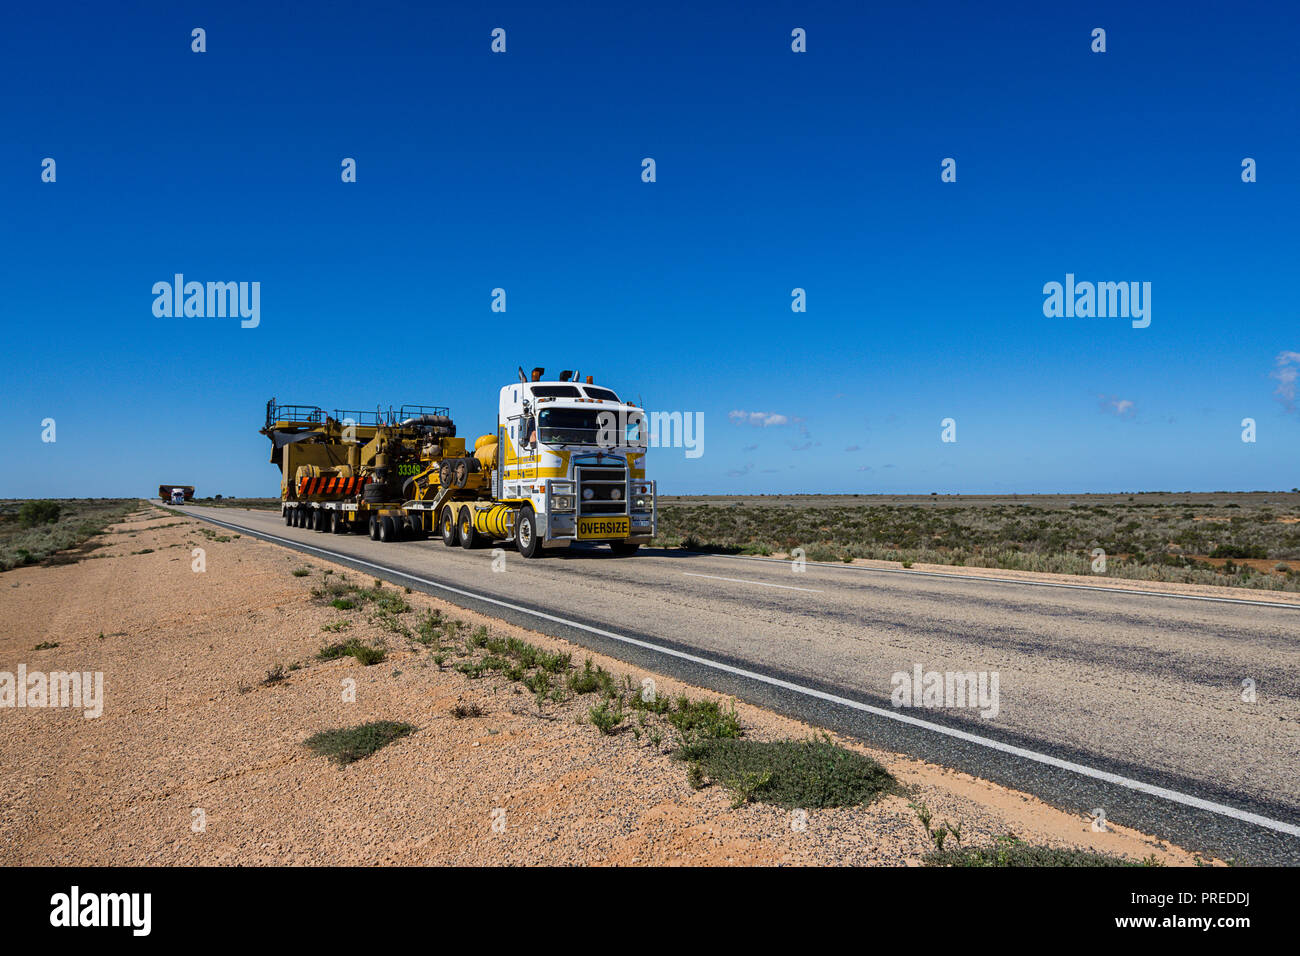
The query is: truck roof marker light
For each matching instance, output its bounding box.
[586,375,594,384]
[559,370,573,381]
[531,367,545,381]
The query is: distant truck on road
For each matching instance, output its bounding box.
[160,485,194,505]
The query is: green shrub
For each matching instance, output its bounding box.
[681,736,899,808]
[304,721,415,765]
[588,700,625,735]
[925,835,1159,867]
[668,696,742,745]
[568,658,616,696]
[18,501,61,527]
[317,638,386,666]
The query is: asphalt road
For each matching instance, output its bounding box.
[180,503,1300,864]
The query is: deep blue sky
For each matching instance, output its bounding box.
[3,1,1297,497]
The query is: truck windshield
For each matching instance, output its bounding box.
[537,408,644,446]
[538,408,601,444]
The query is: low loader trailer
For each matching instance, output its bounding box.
[261,367,655,558]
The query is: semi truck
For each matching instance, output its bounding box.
[261,368,655,557]
[159,485,194,504]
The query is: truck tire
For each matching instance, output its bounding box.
[406,515,427,540]
[284,509,292,526]
[292,508,303,528]
[379,515,399,542]
[440,507,458,546]
[515,505,543,559]
[368,515,380,540]
[458,507,481,549]
[609,542,640,557]
[330,511,343,534]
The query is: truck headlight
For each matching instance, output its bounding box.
[633,495,652,511]
[552,495,574,512]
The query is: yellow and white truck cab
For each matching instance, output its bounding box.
[495,371,655,557]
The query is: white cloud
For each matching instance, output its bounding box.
[1099,395,1136,419]
[1272,351,1300,413]
[729,410,790,427]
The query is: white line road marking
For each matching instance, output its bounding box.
[186,509,1300,840]
[681,571,823,593]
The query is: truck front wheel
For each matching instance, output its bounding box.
[515,506,543,559]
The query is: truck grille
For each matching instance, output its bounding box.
[577,466,628,515]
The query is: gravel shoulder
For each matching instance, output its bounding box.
[0,505,1213,866]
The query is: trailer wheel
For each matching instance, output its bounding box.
[458,507,481,549]
[515,505,543,559]
[292,508,302,528]
[368,515,380,540]
[284,509,292,526]
[379,515,399,542]
[440,507,459,546]
[609,542,640,557]
[330,511,342,534]
[407,515,427,541]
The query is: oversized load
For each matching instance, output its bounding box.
[159,484,194,501]
[261,367,656,556]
